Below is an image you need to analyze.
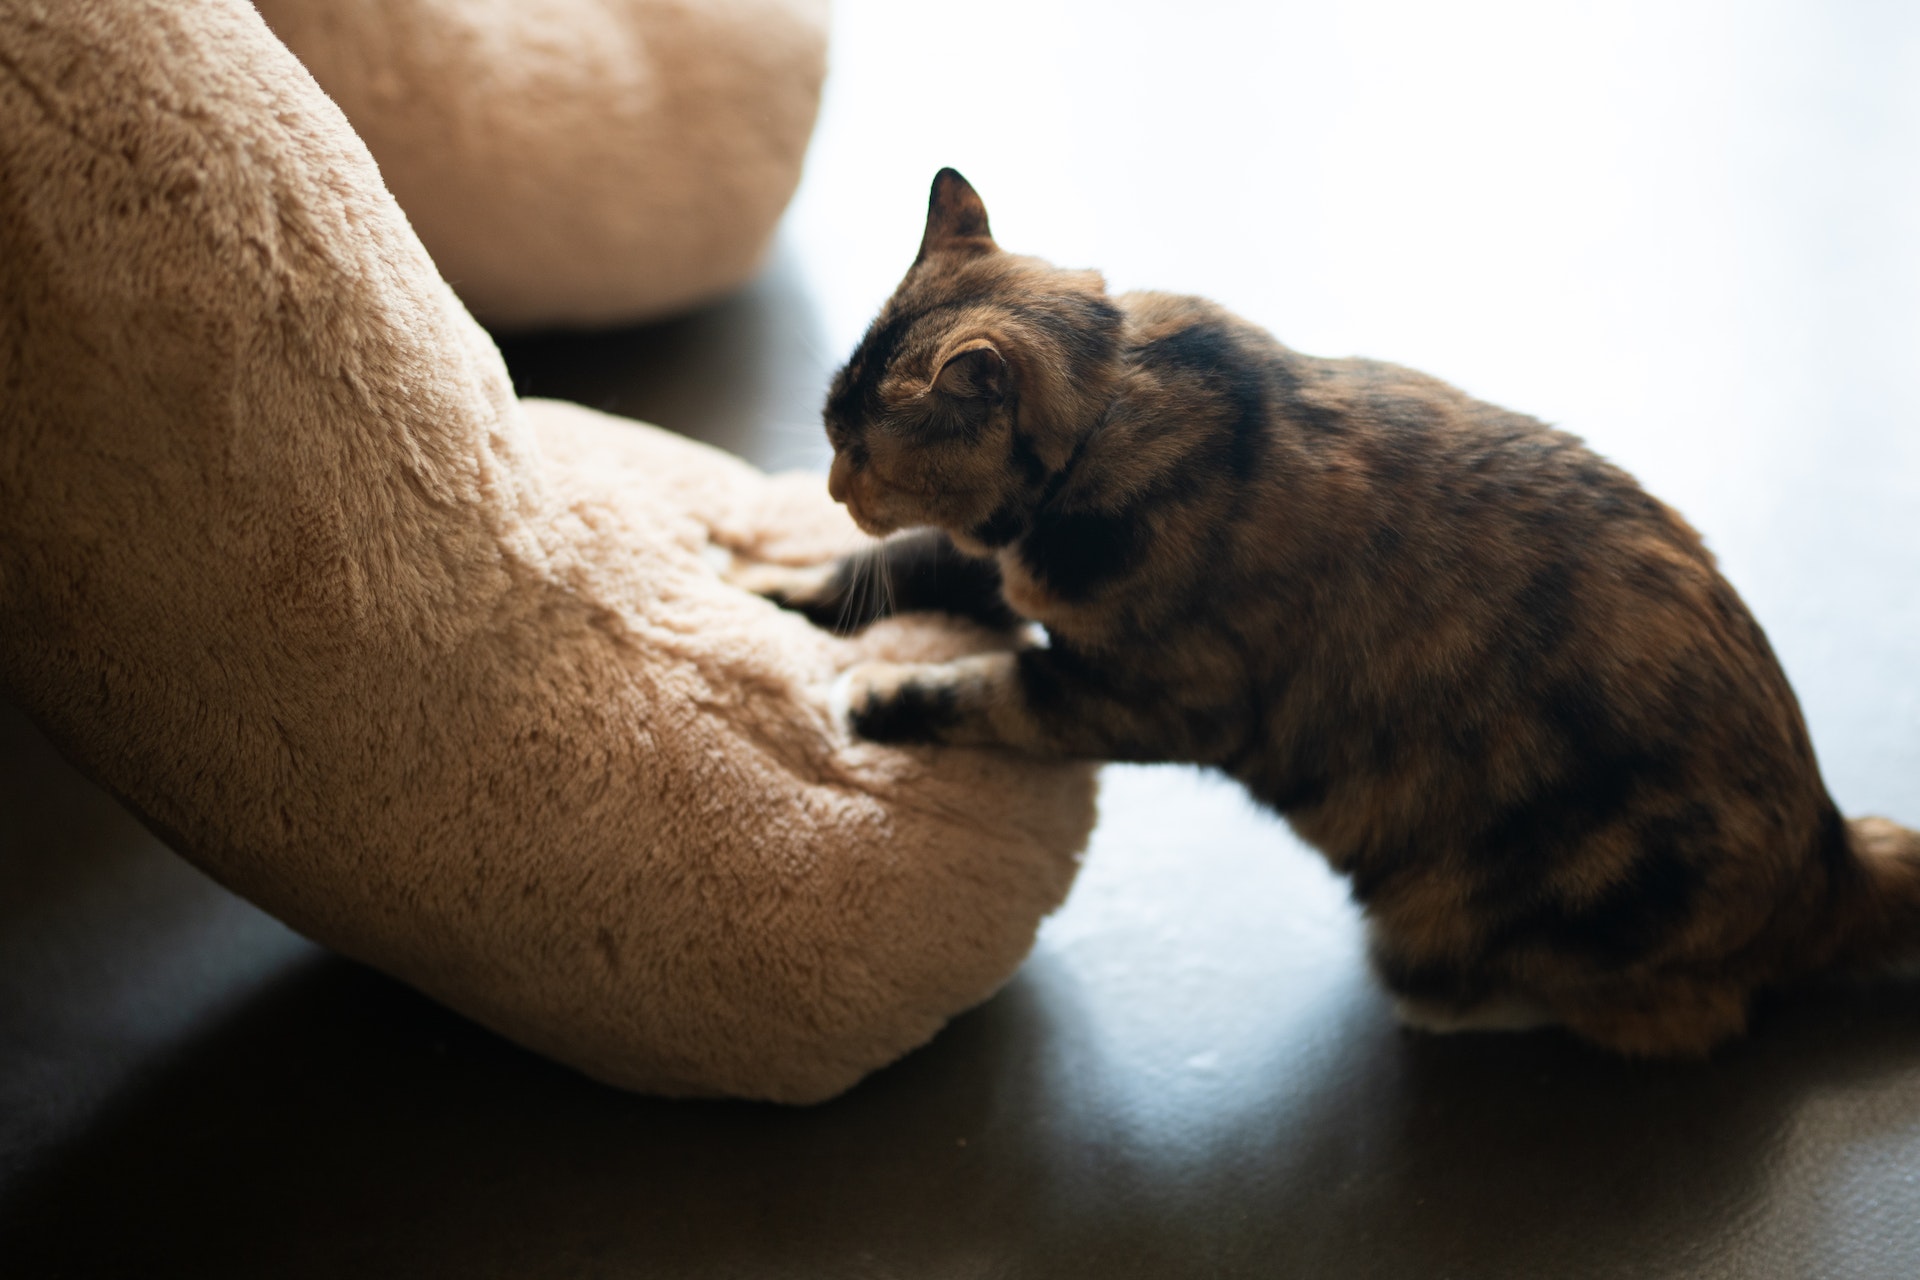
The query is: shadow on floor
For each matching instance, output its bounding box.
[5,930,1918,1279]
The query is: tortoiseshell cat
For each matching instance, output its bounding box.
[754,168,1920,1056]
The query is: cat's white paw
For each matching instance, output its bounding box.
[1392,994,1559,1035]
[827,666,861,733]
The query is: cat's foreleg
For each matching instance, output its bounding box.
[736,530,1018,635]
[729,556,873,633]
[841,648,1158,758]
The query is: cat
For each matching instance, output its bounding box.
[748,167,1920,1056]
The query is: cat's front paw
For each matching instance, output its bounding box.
[725,557,833,609]
[839,661,961,744]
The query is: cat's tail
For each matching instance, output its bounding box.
[1817,816,1920,976]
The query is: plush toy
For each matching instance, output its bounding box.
[0,0,1095,1102]
[252,0,830,329]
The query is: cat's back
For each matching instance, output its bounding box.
[1112,288,1711,584]
[1103,289,1825,864]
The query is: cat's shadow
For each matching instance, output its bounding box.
[6,940,1919,1278]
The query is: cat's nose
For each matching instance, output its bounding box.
[827,452,854,504]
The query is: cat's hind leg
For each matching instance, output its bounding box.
[1550,978,1753,1058]
[1373,940,1748,1055]
[1368,931,1561,1039]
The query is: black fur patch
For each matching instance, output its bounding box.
[799,553,889,633]
[1136,323,1272,481]
[1023,294,1125,379]
[1016,642,1116,710]
[1180,699,1253,760]
[1022,505,1149,601]
[880,531,1021,629]
[827,312,913,423]
[849,676,960,744]
[1008,429,1050,487]
[1493,806,1712,968]
[1508,561,1581,665]
[1812,802,1856,880]
[1136,323,1226,374]
[1370,948,1489,1007]
[827,293,1002,424]
[1471,677,1687,917]
[1251,718,1334,812]
[971,500,1030,550]
[1265,357,1348,437]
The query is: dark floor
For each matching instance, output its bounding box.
[6,2,1920,1276]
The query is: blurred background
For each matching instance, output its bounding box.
[512,0,1920,816]
[7,1,1920,1276]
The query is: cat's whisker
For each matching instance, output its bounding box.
[831,551,859,636]
[833,536,883,636]
[877,534,897,621]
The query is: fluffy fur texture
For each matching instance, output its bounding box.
[767,169,1920,1057]
[252,0,828,329]
[0,4,1093,1103]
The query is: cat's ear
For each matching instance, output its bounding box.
[931,339,1007,402]
[916,168,996,264]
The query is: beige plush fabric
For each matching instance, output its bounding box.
[252,0,829,329]
[0,0,1092,1102]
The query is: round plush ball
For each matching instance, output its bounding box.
[254,0,829,329]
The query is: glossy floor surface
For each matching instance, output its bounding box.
[6,2,1919,1275]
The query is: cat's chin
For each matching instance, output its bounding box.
[845,509,903,539]
[843,501,950,542]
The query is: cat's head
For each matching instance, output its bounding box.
[822,169,1123,551]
